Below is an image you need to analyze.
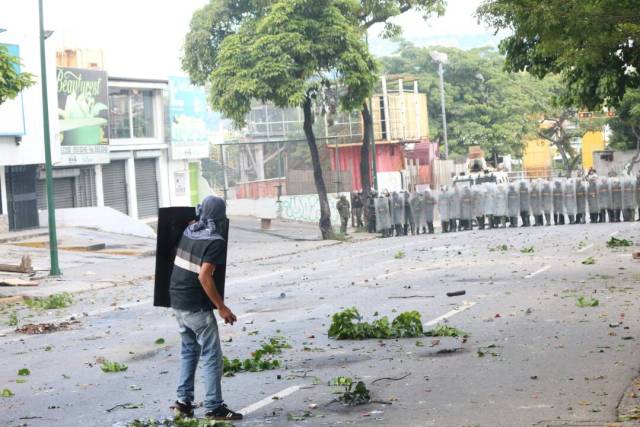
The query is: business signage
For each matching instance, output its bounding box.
[169,76,210,160]
[0,44,26,136]
[57,67,109,165]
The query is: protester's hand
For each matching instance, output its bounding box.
[218,305,237,325]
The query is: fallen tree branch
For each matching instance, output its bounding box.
[372,373,411,384]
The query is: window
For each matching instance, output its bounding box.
[109,88,155,138]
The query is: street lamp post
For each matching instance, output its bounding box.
[38,0,60,276]
[431,51,449,159]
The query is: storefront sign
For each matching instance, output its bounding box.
[0,44,26,136]
[57,67,109,165]
[169,76,210,160]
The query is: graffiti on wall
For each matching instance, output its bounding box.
[279,194,343,224]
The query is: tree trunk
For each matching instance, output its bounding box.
[303,95,333,239]
[360,102,373,223]
[626,126,640,174]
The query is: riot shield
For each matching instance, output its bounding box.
[610,177,623,210]
[391,192,405,225]
[518,180,531,213]
[449,187,462,219]
[495,184,508,217]
[553,180,564,214]
[424,190,437,223]
[622,177,636,211]
[507,183,520,218]
[483,183,497,216]
[540,180,553,214]
[154,207,229,308]
[403,192,415,225]
[375,197,392,232]
[575,179,587,215]
[471,185,485,218]
[410,192,426,229]
[438,189,450,222]
[587,178,599,214]
[460,186,473,221]
[597,177,611,210]
[563,179,577,216]
[531,180,542,214]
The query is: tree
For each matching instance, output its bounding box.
[379,42,560,161]
[477,0,640,110]
[608,89,640,172]
[208,0,377,239]
[0,45,34,105]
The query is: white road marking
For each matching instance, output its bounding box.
[240,385,302,415]
[524,265,551,279]
[424,301,477,327]
[610,231,619,237]
[576,244,594,253]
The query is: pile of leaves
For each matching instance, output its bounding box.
[425,324,469,337]
[576,296,599,308]
[520,246,535,253]
[127,418,233,427]
[489,244,508,252]
[607,236,633,248]
[223,336,290,376]
[15,320,79,335]
[328,308,423,340]
[24,292,73,310]
[330,377,371,406]
[581,257,596,265]
[394,250,406,259]
[101,360,128,373]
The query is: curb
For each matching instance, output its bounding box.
[0,230,49,244]
[618,374,640,424]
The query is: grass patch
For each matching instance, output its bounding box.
[607,236,633,248]
[394,250,406,259]
[425,324,469,337]
[101,360,128,373]
[576,296,599,308]
[24,292,73,310]
[328,307,423,340]
[582,257,596,265]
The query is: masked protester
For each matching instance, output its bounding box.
[169,196,242,421]
[336,195,351,234]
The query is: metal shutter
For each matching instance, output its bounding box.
[75,167,97,207]
[6,165,39,230]
[135,158,159,218]
[102,160,129,214]
[36,178,75,209]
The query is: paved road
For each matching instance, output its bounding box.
[0,220,639,427]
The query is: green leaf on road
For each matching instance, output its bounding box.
[394,250,406,259]
[582,257,596,265]
[155,338,165,345]
[425,324,469,338]
[607,237,633,248]
[24,292,73,310]
[101,360,128,373]
[520,246,535,253]
[576,297,599,308]
[1,388,14,397]
[17,368,30,376]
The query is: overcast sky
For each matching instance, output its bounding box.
[44,0,502,79]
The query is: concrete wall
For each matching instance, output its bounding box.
[0,0,61,166]
[593,150,640,176]
[227,193,350,224]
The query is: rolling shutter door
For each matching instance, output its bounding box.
[102,160,129,214]
[75,167,97,207]
[135,158,159,218]
[36,178,75,209]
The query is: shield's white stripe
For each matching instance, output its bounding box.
[174,256,201,274]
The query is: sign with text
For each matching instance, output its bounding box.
[169,76,210,160]
[57,67,109,165]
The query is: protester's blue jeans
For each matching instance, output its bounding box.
[174,309,224,411]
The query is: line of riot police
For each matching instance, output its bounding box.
[363,175,640,237]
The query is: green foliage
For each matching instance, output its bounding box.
[17,368,30,376]
[7,310,17,326]
[0,45,35,105]
[607,237,633,248]
[328,307,424,339]
[394,250,406,259]
[489,244,508,252]
[425,324,469,337]
[1,388,14,398]
[478,0,640,110]
[330,376,371,406]
[155,338,165,345]
[379,42,560,158]
[576,296,599,308]
[223,336,289,376]
[581,257,596,265]
[24,292,73,310]
[287,411,314,421]
[101,360,128,373]
[520,246,535,253]
[609,89,640,152]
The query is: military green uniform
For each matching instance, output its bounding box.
[336,196,351,234]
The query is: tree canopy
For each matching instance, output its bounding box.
[379,42,561,158]
[608,89,640,152]
[0,45,34,105]
[477,0,640,110]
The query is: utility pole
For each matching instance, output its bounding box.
[38,0,60,276]
[431,51,449,159]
